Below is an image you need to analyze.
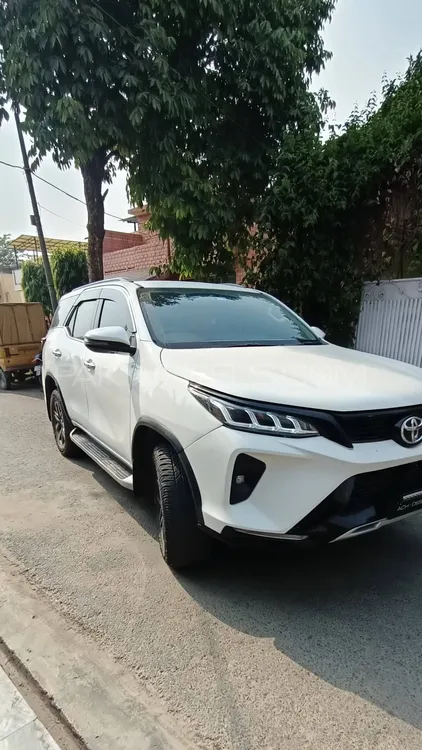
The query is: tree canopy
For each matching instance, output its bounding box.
[127,0,335,279]
[0,0,335,282]
[0,0,141,280]
[0,234,16,268]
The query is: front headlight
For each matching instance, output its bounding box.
[189,384,319,438]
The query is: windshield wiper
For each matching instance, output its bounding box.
[292,338,323,345]
[223,341,287,348]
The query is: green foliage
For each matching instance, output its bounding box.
[0,0,141,280]
[51,246,88,298]
[125,0,335,277]
[0,234,16,268]
[21,260,51,315]
[250,53,422,345]
[1,0,334,284]
[21,246,88,313]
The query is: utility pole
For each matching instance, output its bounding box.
[13,107,57,312]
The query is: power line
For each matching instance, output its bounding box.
[33,172,86,205]
[0,158,133,236]
[32,172,123,220]
[0,158,22,170]
[0,158,124,221]
[38,204,134,237]
[38,203,88,228]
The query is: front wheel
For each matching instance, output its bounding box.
[50,389,80,458]
[153,443,210,570]
[0,369,11,390]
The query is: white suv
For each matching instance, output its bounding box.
[43,278,422,568]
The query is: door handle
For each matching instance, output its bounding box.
[84,359,96,372]
[52,349,62,358]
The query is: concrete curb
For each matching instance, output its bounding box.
[0,559,199,750]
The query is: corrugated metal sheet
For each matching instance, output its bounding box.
[355,279,422,367]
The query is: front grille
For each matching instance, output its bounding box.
[333,406,422,443]
[350,461,422,512]
[289,460,422,537]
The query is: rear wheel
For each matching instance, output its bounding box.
[50,389,80,458]
[153,443,210,569]
[0,369,11,390]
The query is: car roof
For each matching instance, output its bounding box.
[135,280,259,292]
[60,278,261,299]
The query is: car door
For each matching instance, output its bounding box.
[57,290,100,429]
[82,286,137,464]
[44,291,79,392]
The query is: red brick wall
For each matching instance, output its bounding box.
[103,230,143,255]
[103,225,252,283]
[235,264,245,284]
[103,231,171,277]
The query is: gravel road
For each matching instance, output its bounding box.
[0,385,422,750]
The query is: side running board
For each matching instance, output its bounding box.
[70,429,133,490]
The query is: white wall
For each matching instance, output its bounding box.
[356,278,422,367]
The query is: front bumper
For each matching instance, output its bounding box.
[185,426,422,542]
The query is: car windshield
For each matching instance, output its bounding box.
[138,288,322,349]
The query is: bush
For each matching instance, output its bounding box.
[21,259,51,315]
[250,53,422,346]
[51,247,88,298]
[21,246,89,313]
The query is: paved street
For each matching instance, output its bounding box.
[0,385,422,749]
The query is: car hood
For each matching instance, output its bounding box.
[161,344,422,411]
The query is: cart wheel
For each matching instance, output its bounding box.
[0,369,11,390]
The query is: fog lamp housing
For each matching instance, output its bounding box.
[230,454,266,504]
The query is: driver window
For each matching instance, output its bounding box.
[99,294,133,333]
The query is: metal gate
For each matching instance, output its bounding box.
[355,278,422,367]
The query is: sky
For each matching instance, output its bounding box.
[0,0,421,245]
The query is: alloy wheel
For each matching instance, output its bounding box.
[52,399,66,451]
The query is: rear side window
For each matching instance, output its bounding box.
[50,296,77,328]
[71,300,98,339]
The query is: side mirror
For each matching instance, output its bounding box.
[310,326,326,340]
[84,326,135,354]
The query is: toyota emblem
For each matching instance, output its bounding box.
[400,416,422,446]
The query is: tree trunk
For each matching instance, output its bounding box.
[81,149,107,282]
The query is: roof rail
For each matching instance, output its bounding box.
[69,277,133,293]
[88,277,131,286]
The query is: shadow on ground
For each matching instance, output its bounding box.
[1,380,42,400]
[178,523,422,731]
[74,458,159,541]
[74,452,422,732]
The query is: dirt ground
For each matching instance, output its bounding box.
[0,383,422,750]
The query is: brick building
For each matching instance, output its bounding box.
[103,207,172,280]
[103,205,248,282]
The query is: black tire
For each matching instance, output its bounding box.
[153,443,210,569]
[0,369,11,390]
[50,389,80,458]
